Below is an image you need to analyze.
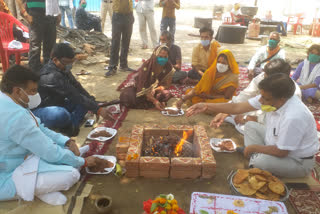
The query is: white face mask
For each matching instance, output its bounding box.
[19,88,41,109]
[216,63,229,73]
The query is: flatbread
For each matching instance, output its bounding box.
[237,183,257,196]
[233,169,249,184]
[268,181,285,195]
[249,176,266,190]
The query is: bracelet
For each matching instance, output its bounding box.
[83,159,88,167]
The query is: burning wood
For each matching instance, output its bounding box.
[142,132,193,158]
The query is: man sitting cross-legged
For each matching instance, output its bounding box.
[187,73,319,178]
[0,65,97,205]
[33,43,113,136]
[213,58,302,134]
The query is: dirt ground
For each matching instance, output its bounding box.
[73,8,320,214]
[2,7,320,214]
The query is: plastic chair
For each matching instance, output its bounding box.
[287,15,304,35]
[0,12,29,72]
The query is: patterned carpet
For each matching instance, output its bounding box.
[289,190,320,214]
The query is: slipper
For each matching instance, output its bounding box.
[76,70,90,75]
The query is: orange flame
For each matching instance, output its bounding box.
[174,130,192,156]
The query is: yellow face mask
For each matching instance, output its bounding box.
[261,105,277,112]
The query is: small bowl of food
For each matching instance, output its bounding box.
[210,138,237,152]
[95,195,112,213]
[87,127,117,142]
[161,107,184,116]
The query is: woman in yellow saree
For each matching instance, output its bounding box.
[177,49,239,107]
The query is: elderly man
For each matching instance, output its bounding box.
[187,73,319,178]
[248,31,285,80]
[0,65,96,204]
[187,27,220,82]
[33,43,113,136]
[213,59,302,134]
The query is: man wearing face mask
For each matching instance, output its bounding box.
[212,59,302,134]
[188,27,221,82]
[33,43,113,136]
[0,65,97,204]
[186,74,319,178]
[75,0,102,32]
[248,32,285,80]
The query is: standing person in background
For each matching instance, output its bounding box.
[159,0,180,43]
[136,0,157,49]
[100,0,113,33]
[59,0,74,29]
[17,0,60,73]
[105,0,134,77]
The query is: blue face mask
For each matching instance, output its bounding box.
[308,54,320,64]
[156,57,168,66]
[201,40,210,47]
[268,39,279,49]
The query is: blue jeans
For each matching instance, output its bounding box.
[59,6,74,29]
[160,17,176,42]
[33,101,87,129]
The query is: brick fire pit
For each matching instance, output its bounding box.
[117,124,216,179]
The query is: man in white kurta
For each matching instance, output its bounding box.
[186,73,319,178]
[0,65,95,205]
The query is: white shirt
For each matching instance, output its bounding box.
[135,0,154,13]
[233,73,302,103]
[248,45,286,70]
[248,95,319,159]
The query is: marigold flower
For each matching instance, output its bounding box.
[165,204,172,210]
[227,211,238,214]
[159,198,166,204]
[172,204,179,211]
[160,211,166,214]
[126,155,132,160]
[133,153,139,159]
[171,199,178,205]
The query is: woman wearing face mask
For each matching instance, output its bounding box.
[292,44,320,102]
[177,49,239,108]
[120,45,174,111]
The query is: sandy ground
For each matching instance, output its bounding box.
[75,8,317,214]
[2,7,320,214]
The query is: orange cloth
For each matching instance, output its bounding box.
[190,49,239,104]
[267,45,280,58]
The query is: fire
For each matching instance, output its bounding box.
[174,130,192,156]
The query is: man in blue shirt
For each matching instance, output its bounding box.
[0,65,96,204]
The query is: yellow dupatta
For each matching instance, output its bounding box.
[194,49,239,95]
[207,41,221,67]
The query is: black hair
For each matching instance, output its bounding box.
[160,31,172,42]
[199,27,214,37]
[258,73,295,99]
[158,46,170,54]
[264,58,291,76]
[51,43,75,60]
[218,54,228,62]
[270,31,280,40]
[0,65,40,93]
[307,44,320,56]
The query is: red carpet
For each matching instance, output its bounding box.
[84,105,129,157]
[289,189,320,214]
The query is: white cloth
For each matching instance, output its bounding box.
[12,155,40,201]
[136,11,158,48]
[248,95,319,158]
[46,0,61,16]
[248,45,286,70]
[135,0,155,13]
[299,59,320,85]
[8,40,23,49]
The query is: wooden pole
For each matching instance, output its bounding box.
[254,0,258,6]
